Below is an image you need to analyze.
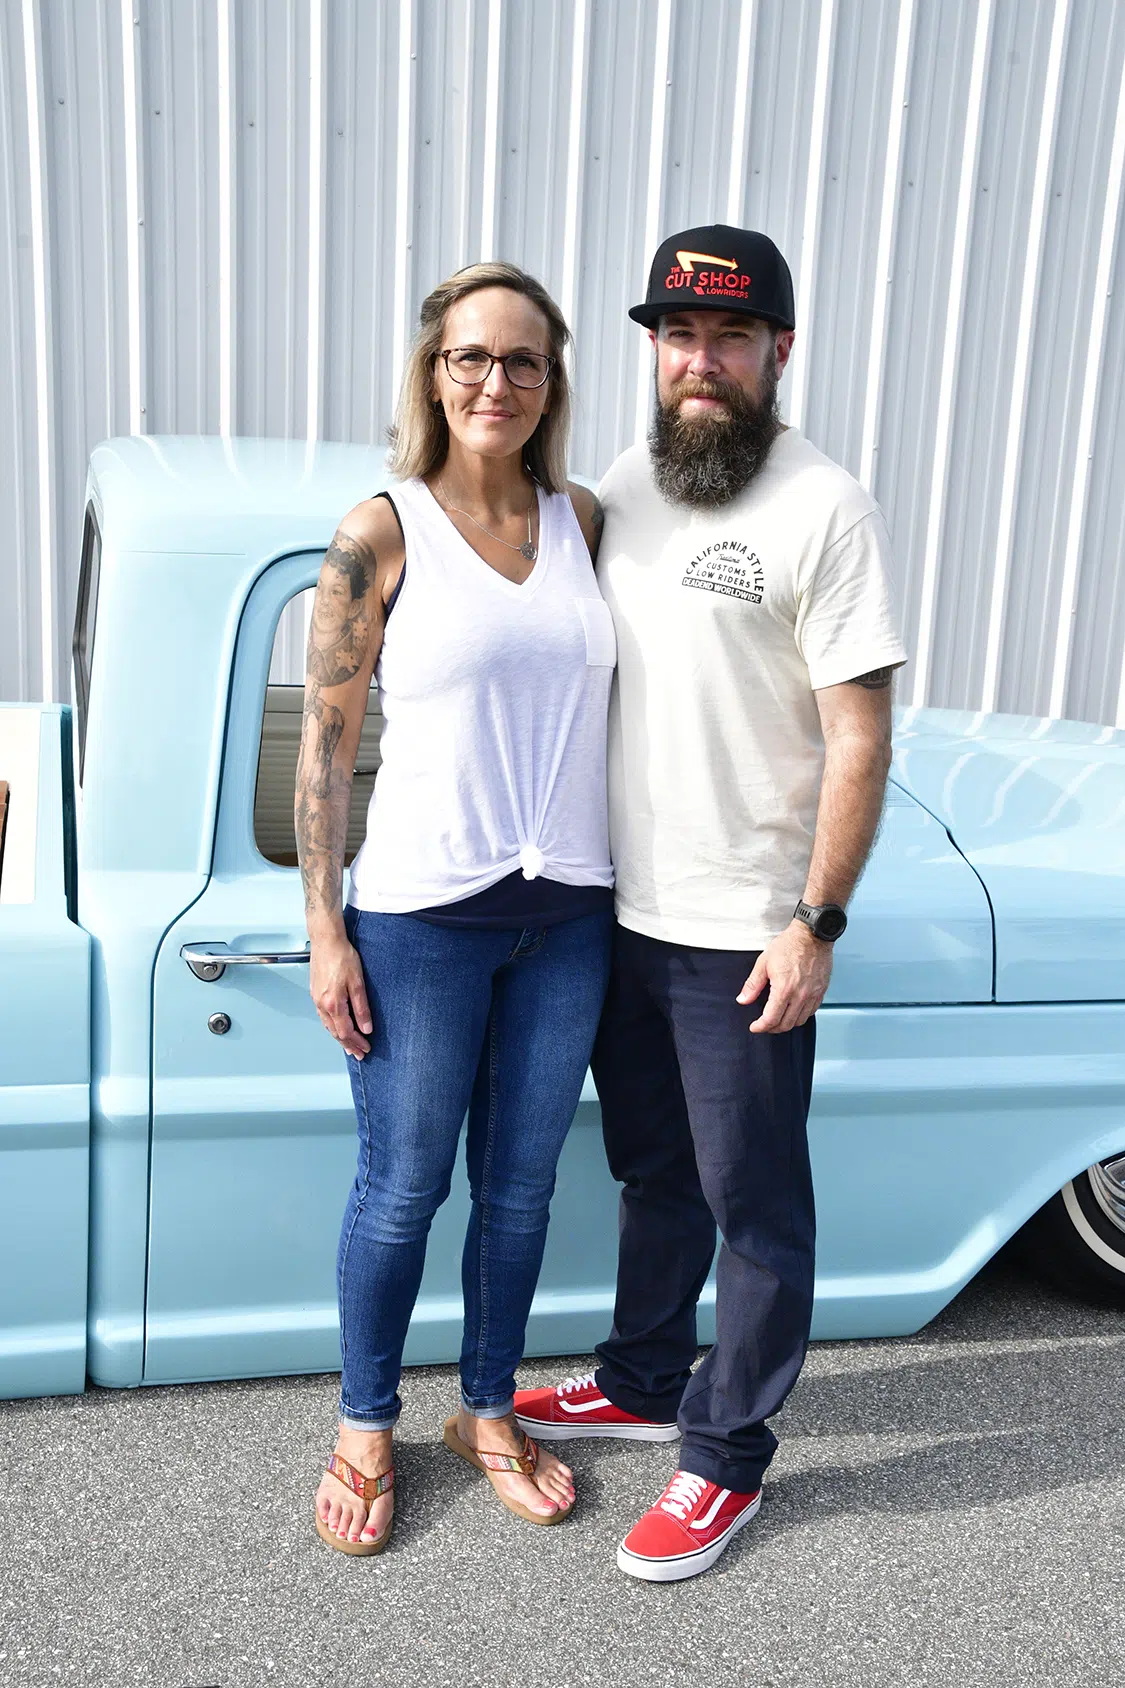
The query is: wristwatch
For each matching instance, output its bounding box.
[793,900,848,942]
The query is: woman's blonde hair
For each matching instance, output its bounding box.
[388,262,573,493]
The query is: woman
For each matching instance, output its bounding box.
[297,262,614,1555]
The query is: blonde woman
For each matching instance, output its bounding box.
[297,264,614,1554]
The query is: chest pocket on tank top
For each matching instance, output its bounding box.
[574,597,618,667]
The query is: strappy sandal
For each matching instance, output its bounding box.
[314,1452,395,1556]
[441,1416,573,1527]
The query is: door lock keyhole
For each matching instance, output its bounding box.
[208,1012,232,1036]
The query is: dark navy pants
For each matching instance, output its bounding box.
[590,923,817,1494]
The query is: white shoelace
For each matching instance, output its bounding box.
[555,1372,598,1397]
[658,1471,707,1520]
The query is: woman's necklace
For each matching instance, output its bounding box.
[437,479,537,562]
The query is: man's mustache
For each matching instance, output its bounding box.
[664,377,747,411]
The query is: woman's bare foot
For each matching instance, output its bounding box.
[315,1424,394,1546]
[456,1408,575,1517]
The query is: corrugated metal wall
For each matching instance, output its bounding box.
[3,0,1125,724]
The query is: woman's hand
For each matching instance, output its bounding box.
[310,928,373,1058]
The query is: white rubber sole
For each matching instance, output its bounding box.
[514,1414,680,1444]
[616,1491,761,1582]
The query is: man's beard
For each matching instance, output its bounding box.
[648,366,781,508]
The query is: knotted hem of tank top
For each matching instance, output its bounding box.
[518,843,546,881]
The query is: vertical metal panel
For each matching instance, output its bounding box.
[802,0,903,473]
[737,0,824,252]
[1069,43,1125,729]
[858,0,914,493]
[0,0,38,700]
[1019,1,1125,720]
[141,0,222,433]
[732,0,825,446]
[658,0,745,241]
[3,0,1125,733]
[925,0,1061,711]
[232,0,311,437]
[558,0,589,330]
[217,0,235,432]
[1051,41,1125,719]
[567,0,660,475]
[880,0,990,704]
[785,0,835,432]
[409,0,486,326]
[22,0,56,702]
[979,0,1070,712]
[493,1,573,291]
[321,0,399,446]
[38,0,132,700]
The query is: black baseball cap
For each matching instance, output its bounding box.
[629,224,795,331]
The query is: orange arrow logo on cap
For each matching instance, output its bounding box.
[675,251,738,274]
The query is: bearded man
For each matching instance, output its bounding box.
[514,225,907,1581]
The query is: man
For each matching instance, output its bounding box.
[514,225,906,1581]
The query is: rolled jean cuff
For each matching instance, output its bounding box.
[460,1392,515,1420]
[678,1440,770,1497]
[593,1365,682,1423]
[338,1406,399,1432]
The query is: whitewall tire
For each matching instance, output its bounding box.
[1018,1155,1125,1306]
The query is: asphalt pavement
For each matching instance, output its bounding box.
[2,1256,1124,1688]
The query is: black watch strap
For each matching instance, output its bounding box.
[794,900,848,942]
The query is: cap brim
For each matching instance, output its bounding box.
[628,300,794,331]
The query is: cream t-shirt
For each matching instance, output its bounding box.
[597,428,907,951]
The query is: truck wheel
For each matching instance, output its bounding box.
[1017,1155,1125,1306]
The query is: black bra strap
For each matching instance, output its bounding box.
[373,489,404,541]
[373,490,406,618]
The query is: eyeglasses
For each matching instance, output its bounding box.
[438,348,554,389]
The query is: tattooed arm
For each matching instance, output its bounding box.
[568,483,606,563]
[296,529,379,928]
[295,499,404,1053]
[846,665,894,690]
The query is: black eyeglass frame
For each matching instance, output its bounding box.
[437,348,555,389]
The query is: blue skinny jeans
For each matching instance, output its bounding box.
[336,903,612,1429]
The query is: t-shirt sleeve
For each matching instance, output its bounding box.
[795,508,908,690]
[596,448,629,509]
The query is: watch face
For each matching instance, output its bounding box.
[815,906,848,941]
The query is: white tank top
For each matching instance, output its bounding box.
[347,477,616,913]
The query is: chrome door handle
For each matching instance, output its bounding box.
[180,942,311,982]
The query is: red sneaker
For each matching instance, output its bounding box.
[617,1470,761,1581]
[513,1372,679,1443]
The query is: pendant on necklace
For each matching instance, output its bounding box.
[519,542,538,562]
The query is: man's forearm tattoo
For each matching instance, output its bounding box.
[295,530,378,921]
[848,667,893,690]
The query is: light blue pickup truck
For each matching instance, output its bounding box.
[4,435,1125,1403]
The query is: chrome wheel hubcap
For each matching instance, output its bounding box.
[1088,1155,1125,1235]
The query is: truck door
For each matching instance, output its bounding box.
[145,554,620,1383]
